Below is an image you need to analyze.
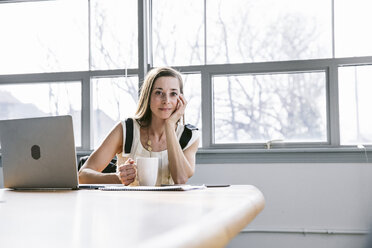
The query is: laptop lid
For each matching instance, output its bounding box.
[0,115,79,189]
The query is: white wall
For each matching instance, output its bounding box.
[188,163,372,248]
[0,167,2,188]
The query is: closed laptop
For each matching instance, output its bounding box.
[0,115,79,189]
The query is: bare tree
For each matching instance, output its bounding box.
[209,3,327,143]
[92,1,138,122]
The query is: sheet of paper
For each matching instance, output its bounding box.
[100,184,206,191]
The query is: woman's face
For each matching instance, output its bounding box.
[150,76,181,120]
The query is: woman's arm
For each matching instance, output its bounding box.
[78,122,123,184]
[165,94,199,184]
[165,122,199,184]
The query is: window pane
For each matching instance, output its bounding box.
[92,76,138,148]
[213,72,327,144]
[91,0,138,70]
[182,74,202,146]
[0,1,88,74]
[152,0,204,66]
[0,82,82,146]
[207,0,332,64]
[339,65,372,145]
[335,0,372,57]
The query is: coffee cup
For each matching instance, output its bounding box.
[136,157,159,186]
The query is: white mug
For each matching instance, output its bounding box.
[136,157,159,186]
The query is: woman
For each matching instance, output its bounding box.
[78,67,199,185]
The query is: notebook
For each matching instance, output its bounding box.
[100,184,207,191]
[0,115,79,189]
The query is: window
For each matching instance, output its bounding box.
[213,72,327,144]
[0,0,88,74]
[0,82,82,146]
[151,0,372,152]
[0,0,138,149]
[90,0,138,70]
[182,73,202,144]
[207,0,332,64]
[1,0,372,162]
[152,0,204,66]
[335,0,372,57]
[339,65,372,145]
[92,76,138,148]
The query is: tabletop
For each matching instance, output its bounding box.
[0,185,265,248]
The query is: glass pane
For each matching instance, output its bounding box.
[213,72,327,144]
[91,0,138,70]
[335,0,372,57]
[0,1,88,74]
[0,82,82,146]
[152,0,204,66]
[182,74,202,146]
[207,0,332,64]
[339,65,372,145]
[92,76,139,148]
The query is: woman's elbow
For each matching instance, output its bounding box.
[174,172,193,185]
[78,169,89,184]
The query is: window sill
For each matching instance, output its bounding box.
[73,147,371,164]
[195,147,371,164]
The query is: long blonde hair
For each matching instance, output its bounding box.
[134,67,184,127]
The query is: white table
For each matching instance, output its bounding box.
[0,185,265,248]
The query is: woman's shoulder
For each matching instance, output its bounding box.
[119,118,140,130]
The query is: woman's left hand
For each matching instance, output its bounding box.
[166,94,187,127]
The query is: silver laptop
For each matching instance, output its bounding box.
[0,115,79,189]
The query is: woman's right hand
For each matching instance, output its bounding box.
[117,158,137,185]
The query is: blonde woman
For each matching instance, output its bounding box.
[79,67,200,185]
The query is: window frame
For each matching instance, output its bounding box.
[1,0,372,163]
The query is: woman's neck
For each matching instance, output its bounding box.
[148,117,166,140]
